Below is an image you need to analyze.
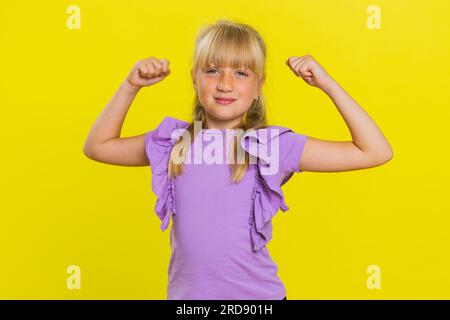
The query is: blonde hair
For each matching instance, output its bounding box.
[169,19,269,183]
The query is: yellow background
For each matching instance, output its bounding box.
[1,0,449,299]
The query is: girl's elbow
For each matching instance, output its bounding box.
[365,146,393,167]
[386,148,394,162]
[376,147,394,165]
[83,146,95,160]
[83,143,98,160]
[384,143,394,162]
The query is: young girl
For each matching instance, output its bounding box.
[83,20,393,300]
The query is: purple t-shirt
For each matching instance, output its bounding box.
[144,116,308,300]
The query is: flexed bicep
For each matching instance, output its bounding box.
[298,137,391,172]
[83,133,150,167]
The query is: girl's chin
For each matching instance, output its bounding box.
[206,109,242,119]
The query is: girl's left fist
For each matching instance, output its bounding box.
[285,54,334,90]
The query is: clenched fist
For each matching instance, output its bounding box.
[126,57,171,90]
[285,54,334,90]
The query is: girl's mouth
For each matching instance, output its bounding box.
[215,98,236,105]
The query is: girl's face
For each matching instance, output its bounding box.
[193,63,264,129]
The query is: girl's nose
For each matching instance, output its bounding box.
[217,72,234,91]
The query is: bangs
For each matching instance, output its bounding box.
[194,25,264,76]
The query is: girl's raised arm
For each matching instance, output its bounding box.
[83,57,170,166]
[285,54,393,172]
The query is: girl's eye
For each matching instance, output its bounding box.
[206,69,248,76]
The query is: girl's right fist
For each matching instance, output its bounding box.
[126,57,171,90]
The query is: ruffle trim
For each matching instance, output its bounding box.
[145,116,190,231]
[240,126,294,252]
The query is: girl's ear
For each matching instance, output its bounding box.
[192,79,196,94]
[191,69,195,85]
[191,69,198,94]
[257,74,266,93]
[193,83,197,95]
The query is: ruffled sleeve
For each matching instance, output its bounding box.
[240,126,308,252]
[144,116,190,231]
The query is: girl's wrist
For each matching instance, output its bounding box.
[320,78,339,95]
[122,80,142,94]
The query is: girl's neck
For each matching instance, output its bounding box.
[203,119,244,131]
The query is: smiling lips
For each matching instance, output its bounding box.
[215,97,237,105]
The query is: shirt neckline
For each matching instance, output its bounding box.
[201,128,237,133]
